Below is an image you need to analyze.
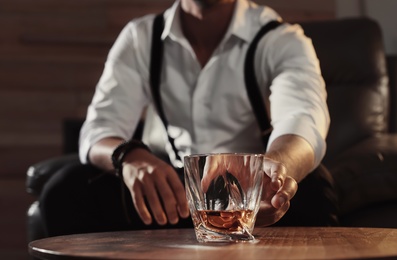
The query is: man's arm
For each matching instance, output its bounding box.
[256,23,330,170]
[88,137,124,172]
[266,134,314,184]
[255,134,314,226]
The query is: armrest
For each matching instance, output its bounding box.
[326,134,397,216]
[26,154,80,196]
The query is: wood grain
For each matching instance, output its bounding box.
[29,227,397,260]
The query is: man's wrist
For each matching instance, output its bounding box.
[111,139,151,176]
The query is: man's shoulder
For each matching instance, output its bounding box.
[245,1,281,25]
[249,3,305,42]
[246,1,303,34]
[123,13,158,33]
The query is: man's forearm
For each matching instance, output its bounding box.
[265,134,315,183]
[88,137,125,172]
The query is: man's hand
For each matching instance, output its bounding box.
[255,157,298,226]
[201,154,297,226]
[122,149,190,226]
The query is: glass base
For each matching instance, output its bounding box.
[194,225,257,243]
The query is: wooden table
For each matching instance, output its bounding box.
[29,227,397,259]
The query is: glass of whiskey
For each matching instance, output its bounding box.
[184,153,264,242]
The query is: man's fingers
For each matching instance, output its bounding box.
[255,200,290,227]
[271,177,297,209]
[141,176,167,226]
[130,182,152,225]
[167,172,190,219]
[263,158,287,191]
[155,167,191,224]
[155,179,180,225]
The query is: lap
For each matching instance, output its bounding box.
[40,161,338,237]
[39,162,192,237]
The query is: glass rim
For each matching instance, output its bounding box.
[184,153,265,159]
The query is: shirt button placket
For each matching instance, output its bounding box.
[192,70,213,152]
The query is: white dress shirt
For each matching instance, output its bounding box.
[79,0,330,169]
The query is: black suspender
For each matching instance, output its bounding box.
[150,13,183,163]
[149,13,282,161]
[244,20,282,146]
[149,13,165,121]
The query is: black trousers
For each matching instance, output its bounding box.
[39,161,339,237]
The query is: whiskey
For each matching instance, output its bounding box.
[197,209,255,232]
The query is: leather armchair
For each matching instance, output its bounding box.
[300,18,397,228]
[26,17,397,242]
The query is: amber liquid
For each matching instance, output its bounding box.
[197,210,255,233]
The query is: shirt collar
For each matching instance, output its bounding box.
[162,1,183,41]
[228,0,253,42]
[162,0,254,43]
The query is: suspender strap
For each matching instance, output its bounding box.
[244,20,282,147]
[150,13,165,120]
[149,13,182,163]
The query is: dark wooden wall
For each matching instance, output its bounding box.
[0,0,174,178]
[0,0,334,178]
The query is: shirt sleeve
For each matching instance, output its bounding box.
[79,20,151,164]
[256,23,330,169]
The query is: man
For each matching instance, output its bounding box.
[40,0,337,236]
